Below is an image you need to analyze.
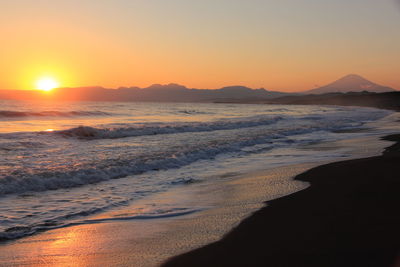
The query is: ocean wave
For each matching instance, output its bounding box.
[0,123,346,197]
[52,115,283,139]
[0,110,112,118]
[0,105,392,244]
[0,132,286,196]
[0,109,391,196]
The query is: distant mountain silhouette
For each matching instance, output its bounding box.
[1,76,395,102]
[0,84,288,102]
[306,74,395,94]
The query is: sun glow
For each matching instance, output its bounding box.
[35,77,59,91]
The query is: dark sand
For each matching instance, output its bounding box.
[163,134,400,267]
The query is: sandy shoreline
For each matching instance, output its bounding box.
[163,134,400,267]
[0,164,316,267]
[0,113,398,267]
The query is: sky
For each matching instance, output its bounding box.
[0,0,399,92]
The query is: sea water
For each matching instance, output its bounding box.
[0,100,394,240]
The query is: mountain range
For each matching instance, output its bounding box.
[0,84,287,102]
[0,74,396,102]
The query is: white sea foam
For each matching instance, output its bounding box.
[0,108,390,196]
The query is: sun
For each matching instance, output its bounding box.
[35,77,60,91]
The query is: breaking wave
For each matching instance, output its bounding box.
[53,115,283,139]
[1,108,392,196]
[0,125,357,195]
[0,135,276,195]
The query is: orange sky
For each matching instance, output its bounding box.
[1,0,399,92]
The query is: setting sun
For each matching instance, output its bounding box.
[35,77,59,91]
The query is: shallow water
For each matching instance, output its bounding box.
[0,100,395,240]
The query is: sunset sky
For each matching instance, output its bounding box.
[1,0,399,92]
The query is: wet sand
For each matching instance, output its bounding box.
[0,164,313,267]
[163,134,400,267]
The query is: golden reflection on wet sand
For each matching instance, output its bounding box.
[0,164,313,267]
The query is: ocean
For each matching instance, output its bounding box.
[0,100,394,241]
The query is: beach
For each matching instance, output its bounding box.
[163,134,400,267]
[2,0,400,266]
[0,125,397,266]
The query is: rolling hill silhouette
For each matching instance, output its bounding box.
[0,75,396,102]
[0,84,287,102]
